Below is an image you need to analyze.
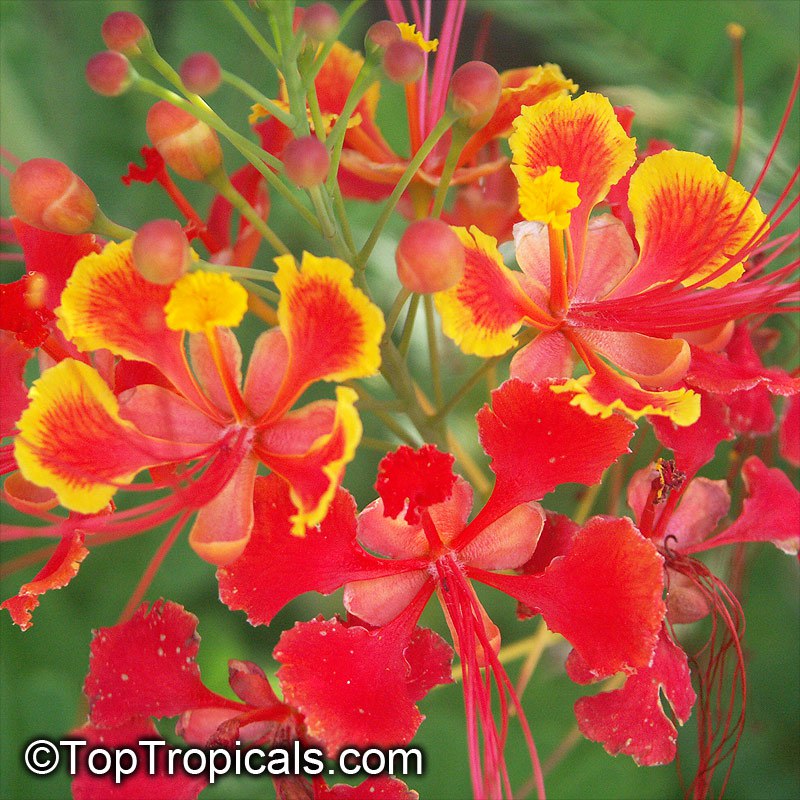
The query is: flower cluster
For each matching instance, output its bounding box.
[1,2,797,799]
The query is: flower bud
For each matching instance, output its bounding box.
[146,101,223,181]
[282,135,330,188]
[396,219,465,294]
[180,52,222,96]
[85,51,134,96]
[9,158,97,235]
[448,61,501,129]
[366,20,401,56]
[383,40,425,85]
[101,11,149,55]
[300,2,340,42]
[132,219,191,284]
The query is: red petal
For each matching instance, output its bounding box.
[275,614,451,756]
[780,394,800,467]
[469,379,634,535]
[568,627,696,766]
[72,717,206,800]
[318,776,419,799]
[651,390,734,479]
[698,457,800,555]
[218,476,396,625]
[84,600,233,726]
[0,275,55,347]
[0,331,31,436]
[376,444,457,524]
[1,530,88,630]
[473,516,665,676]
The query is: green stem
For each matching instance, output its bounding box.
[356,111,457,271]
[433,355,503,421]
[398,294,421,356]
[221,70,296,128]
[239,278,280,304]
[424,295,444,407]
[385,287,412,335]
[430,124,472,218]
[91,210,135,240]
[207,169,290,255]
[194,260,276,283]
[222,0,281,66]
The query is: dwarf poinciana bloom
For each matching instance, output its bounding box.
[12,240,384,567]
[567,457,799,792]
[77,599,437,799]
[436,91,797,425]
[217,380,667,799]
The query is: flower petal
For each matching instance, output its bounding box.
[780,395,800,467]
[460,502,544,570]
[275,613,451,756]
[242,328,289,419]
[218,476,395,625]
[0,331,31,437]
[0,274,55,348]
[474,516,665,677]
[619,150,767,295]
[375,444,457,524]
[165,271,248,332]
[270,253,384,416]
[435,226,532,357]
[573,214,637,301]
[1,530,87,630]
[15,359,205,513]
[580,330,690,389]
[699,456,799,555]
[56,239,203,405]
[188,327,243,416]
[357,497,428,559]
[568,627,695,766]
[257,387,362,535]
[510,331,575,383]
[344,571,430,627]
[84,600,234,727]
[188,453,258,566]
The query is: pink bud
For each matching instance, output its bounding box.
[448,61,501,129]
[180,52,222,96]
[383,40,425,85]
[10,158,97,235]
[282,136,330,188]
[101,11,149,55]
[146,101,223,181]
[132,219,191,285]
[396,219,465,294]
[366,20,401,55]
[300,2,340,42]
[85,51,134,96]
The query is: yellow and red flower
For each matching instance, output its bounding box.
[436,91,796,425]
[10,239,384,578]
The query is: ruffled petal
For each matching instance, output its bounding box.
[435,225,534,357]
[580,329,690,389]
[619,150,767,295]
[84,600,234,727]
[0,274,55,348]
[270,253,384,417]
[473,516,665,677]
[551,356,700,426]
[568,627,695,766]
[257,387,362,535]
[699,457,799,555]
[275,613,451,757]
[56,239,203,405]
[510,331,575,383]
[188,452,259,566]
[218,476,396,625]
[15,359,206,513]
[1,530,87,630]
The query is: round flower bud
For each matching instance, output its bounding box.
[132,219,191,285]
[180,52,222,96]
[9,158,97,235]
[447,61,501,129]
[101,11,149,55]
[85,51,134,97]
[395,219,465,294]
[383,40,425,85]
[300,2,340,42]
[366,20,401,56]
[146,101,223,181]
[282,136,330,188]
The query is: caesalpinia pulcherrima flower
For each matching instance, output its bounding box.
[5,240,383,626]
[436,89,798,424]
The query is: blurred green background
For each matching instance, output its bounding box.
[1,1,798,798]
